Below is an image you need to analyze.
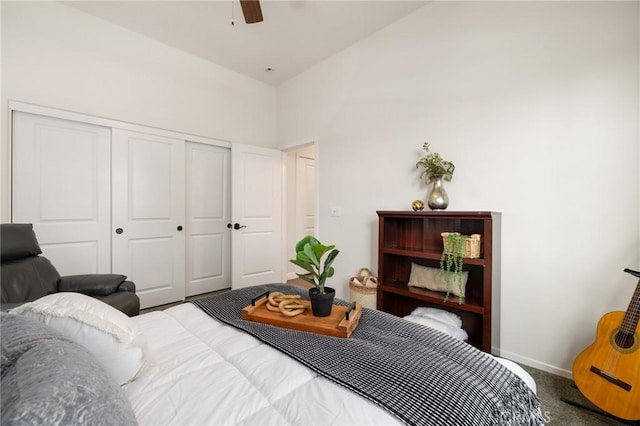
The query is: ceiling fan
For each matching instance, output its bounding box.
[239,0,263,24]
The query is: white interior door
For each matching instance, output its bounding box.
[112,129,185,309]
[185,142,231,296]
[295,153,315,240]
[11,112,111,275]
[231,143,284,289]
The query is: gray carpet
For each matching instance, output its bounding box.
[521,364,631,425]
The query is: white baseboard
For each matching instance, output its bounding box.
[286,272,297,281]
[498,349,573,379]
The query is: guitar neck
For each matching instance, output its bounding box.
[620,281,640,336]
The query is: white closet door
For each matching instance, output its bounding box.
[185,142,231,296]
[112,129,186,309]
[231,143,284,289]
[11,112,111,275]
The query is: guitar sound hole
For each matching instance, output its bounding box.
[613,332,635,350]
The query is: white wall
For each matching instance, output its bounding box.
[278,1,640,376]
[1,1,277,221]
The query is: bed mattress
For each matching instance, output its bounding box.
[125,303,536,425]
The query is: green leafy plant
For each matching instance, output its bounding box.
[416,142,455,184]
[440,233,465,304]
[290,236,340,294]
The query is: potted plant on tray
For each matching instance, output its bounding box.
[290,236,340,317]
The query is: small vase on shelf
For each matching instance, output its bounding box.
[427,175,449,210]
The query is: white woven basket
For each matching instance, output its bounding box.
[349,267,378,310]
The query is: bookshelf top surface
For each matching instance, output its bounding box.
[377,211,500,218]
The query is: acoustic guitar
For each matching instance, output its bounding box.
[572,268,640,421]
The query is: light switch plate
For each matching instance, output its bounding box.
[329,206,341,217]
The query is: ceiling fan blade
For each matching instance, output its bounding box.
[239,0,263,24]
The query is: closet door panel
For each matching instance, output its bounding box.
[12,112,111,275]
[112,129,185,309]
[231,143,283,289]
[130,140,173,219]
[185,142,231,296]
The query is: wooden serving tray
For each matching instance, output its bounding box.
[241,291,362,338]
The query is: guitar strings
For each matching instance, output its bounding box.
[617,285,640,349]
[605,282,639,371]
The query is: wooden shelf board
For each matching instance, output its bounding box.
[376,211,498,218]
[382,247,485,266]
[380,282,484,314]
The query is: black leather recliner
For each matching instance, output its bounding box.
[1,224,140,316]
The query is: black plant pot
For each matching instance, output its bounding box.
[308,287,335,317]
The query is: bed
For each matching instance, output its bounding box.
[1,284,543,426]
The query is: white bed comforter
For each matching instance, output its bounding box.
[125,303,535,426]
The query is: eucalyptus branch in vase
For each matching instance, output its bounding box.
[415,142,455,184]
[416,142,455,210]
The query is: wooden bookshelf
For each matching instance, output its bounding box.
[377,211,501,353]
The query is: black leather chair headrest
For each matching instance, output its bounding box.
[1,224,42,263]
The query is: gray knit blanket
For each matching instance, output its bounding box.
[192,284,543,426]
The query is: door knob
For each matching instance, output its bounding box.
[226,223,247,230]
[177,225,183,231]
[115,228,123,234]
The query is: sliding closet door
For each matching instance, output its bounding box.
[185,142,231,296]
[11,112,111,275]
[112,129,186,309]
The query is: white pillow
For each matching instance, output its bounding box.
[410,307,463,328]
[408,263,468,297]
[11,292,145,385]
[404,314,469,341]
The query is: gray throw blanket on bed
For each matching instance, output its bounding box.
[193,284,543,426]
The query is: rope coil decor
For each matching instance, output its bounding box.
[265,292,307,317]
[350,267,378,288]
